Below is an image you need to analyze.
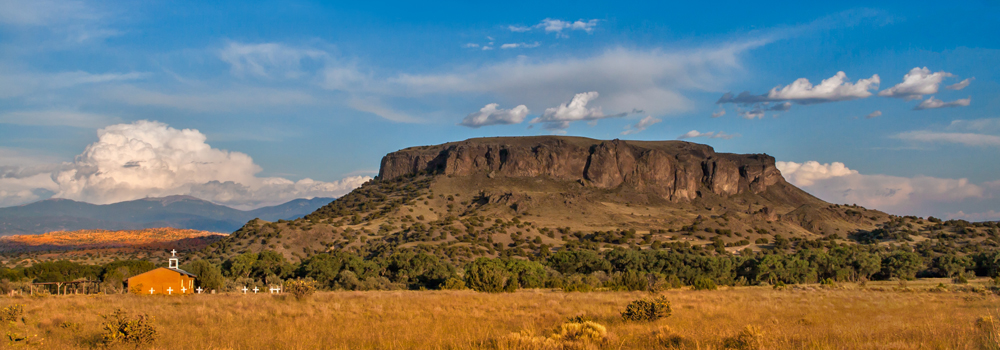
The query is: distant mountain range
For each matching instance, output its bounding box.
[0,196,335,236]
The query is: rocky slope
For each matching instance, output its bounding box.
[199,137,891,263]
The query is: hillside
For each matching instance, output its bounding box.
[196,136,925,263]
[0,196,335,235]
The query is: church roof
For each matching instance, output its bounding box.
[167,267,197,277]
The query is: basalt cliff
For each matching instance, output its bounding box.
[379,136,788,202]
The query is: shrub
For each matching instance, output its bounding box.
[977,316,1000,350]
[723,325,764,350]
[442,277,466,290]
[465,258,516,293]
[0,304,23,322]
[283,279,317,301]
[550,321,607,342]
[621,296,672,322]
[498,321,607,350]
[692,277,717,291]
[656,325,694,349]
[100,309,158,347]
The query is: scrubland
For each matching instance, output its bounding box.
[3,279,1000,349]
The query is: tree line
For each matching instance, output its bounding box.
[4,243,1000,293]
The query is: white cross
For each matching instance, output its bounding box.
[196,287,203,294]
[242,286,248,294]
[166,287,173,295]
[181,286,187,293]
[253,286,259,294]
[149,288,155,294]
[170,249,177,256]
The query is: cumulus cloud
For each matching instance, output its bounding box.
[718,71,880,105]
[530,92,627,130]
[500,42,540,49]
[508,18,599,37]
[219,42,328,79]
[711,109,726,118]
[458,103,529,128]
[946,77,974,90]
[914,96,971,110]
[893,131,1000,147]
[621,116,661,135]
[865,110,882,119]
[776,161,858,186]
[878,67,953,100]
[677,130,738,140]
[0,121,369,209]
[777,160,987,216]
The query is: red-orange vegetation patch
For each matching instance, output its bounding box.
[0,228,227,251]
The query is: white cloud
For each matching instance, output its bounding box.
[458,103,529,128]
[621,116,661,135]
[219,42,328,79]
[482,46,493,51]
[101,85,318,113]
[677,130,738,140]
[530,92,627,130]
[463,43,480,48]
[777,160,985,215]
[393,45,755,118]
[946,210,1000,221]
[893,131,1000,147]
[914,96,971,110]
[0,70,146,98]
[508,18,599,37]
[776,161,858,186]
[500,42,540,49]
[0,0,118,42]
[718,71,880,105]
[946,77,974,90]
[865,110,882,119]
[0,121,370,209]
[947,118,1000,133]
[711,109,726,118]
[878,67,953,100]
[0,110,118,128]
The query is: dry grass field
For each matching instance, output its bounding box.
[3,279,1000,349]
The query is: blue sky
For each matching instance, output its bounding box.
[0,0,998,218]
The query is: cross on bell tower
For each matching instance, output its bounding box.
[168,249,179,269]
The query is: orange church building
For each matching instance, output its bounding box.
[128,250,197,295]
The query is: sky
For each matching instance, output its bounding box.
[0,0,998,218]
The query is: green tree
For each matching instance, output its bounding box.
[181,260,224,291]
[465,258,516,293]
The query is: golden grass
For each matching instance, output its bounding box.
[4,282,1000,349]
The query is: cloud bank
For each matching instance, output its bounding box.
[0,121,370,209]
[777,160,987,216]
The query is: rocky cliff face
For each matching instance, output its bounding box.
[378,137,785,202]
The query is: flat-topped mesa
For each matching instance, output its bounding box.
[378,136,784,201]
